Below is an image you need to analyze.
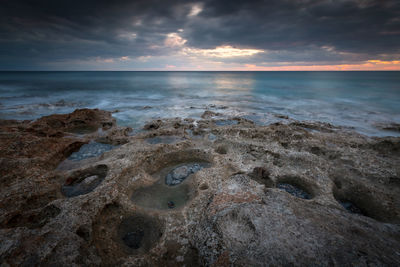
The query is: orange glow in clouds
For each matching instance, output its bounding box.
[243,60,400,71]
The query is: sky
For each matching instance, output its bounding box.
[0,0,399,71]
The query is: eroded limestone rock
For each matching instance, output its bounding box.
[1,110,400,266]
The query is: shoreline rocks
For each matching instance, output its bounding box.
[1,109,400,266]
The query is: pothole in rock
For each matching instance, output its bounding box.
[132,161,210,210]
[199,183,209,190]
[215,119,239,126]
[134,152,212,210]
[275,176,316,200]
[131,181,194,210]
[61,165,108,197]
[67,142,116,161]
[277,183,312,199]
[146,135,183,144]
[118,215,163,253]
[333,188,370,217]
[331,176,400,223]
[93,204,164,264]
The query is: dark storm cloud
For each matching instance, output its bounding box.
[0,0,196,68]
[0,0,399,69]
[184,0,400,54]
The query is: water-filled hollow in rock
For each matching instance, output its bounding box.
[277,183,312,200]
[67,142,116,161]
[131,181,194,210]
[132,159,210,210]
[215,119,239,126]
[61,165,108,197]
[92,204,164,264]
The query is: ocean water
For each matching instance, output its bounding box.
[0,71,399,136]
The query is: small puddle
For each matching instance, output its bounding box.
[277,183,311,199]
[131,182,193,210]
[68,142,116,161]
[185,129,203,140]
[208,133,217,141]
[146,136,183,144]
[131,161,210,210]
[62,165,108,197]
[215,120,238,126]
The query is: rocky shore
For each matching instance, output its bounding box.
[1,109,400,266]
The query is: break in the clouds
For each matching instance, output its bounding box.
[0,0,399,70]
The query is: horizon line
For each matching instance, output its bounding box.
[1,70,400,72]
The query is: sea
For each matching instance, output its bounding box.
[0,71,399,136]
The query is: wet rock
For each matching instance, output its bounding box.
[374,122,400,133]
[201,110,220,119]
[165,163,203,186]
[34,108,115,134]
[143,120,162,130]
[274,114,289,119]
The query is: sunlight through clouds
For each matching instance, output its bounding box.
[164,33,187,47]
[188,3,203,17]
[182,45,264,58]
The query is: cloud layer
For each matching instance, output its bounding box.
[0,0,399,70]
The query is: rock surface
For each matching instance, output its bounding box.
[1,109,400,266]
